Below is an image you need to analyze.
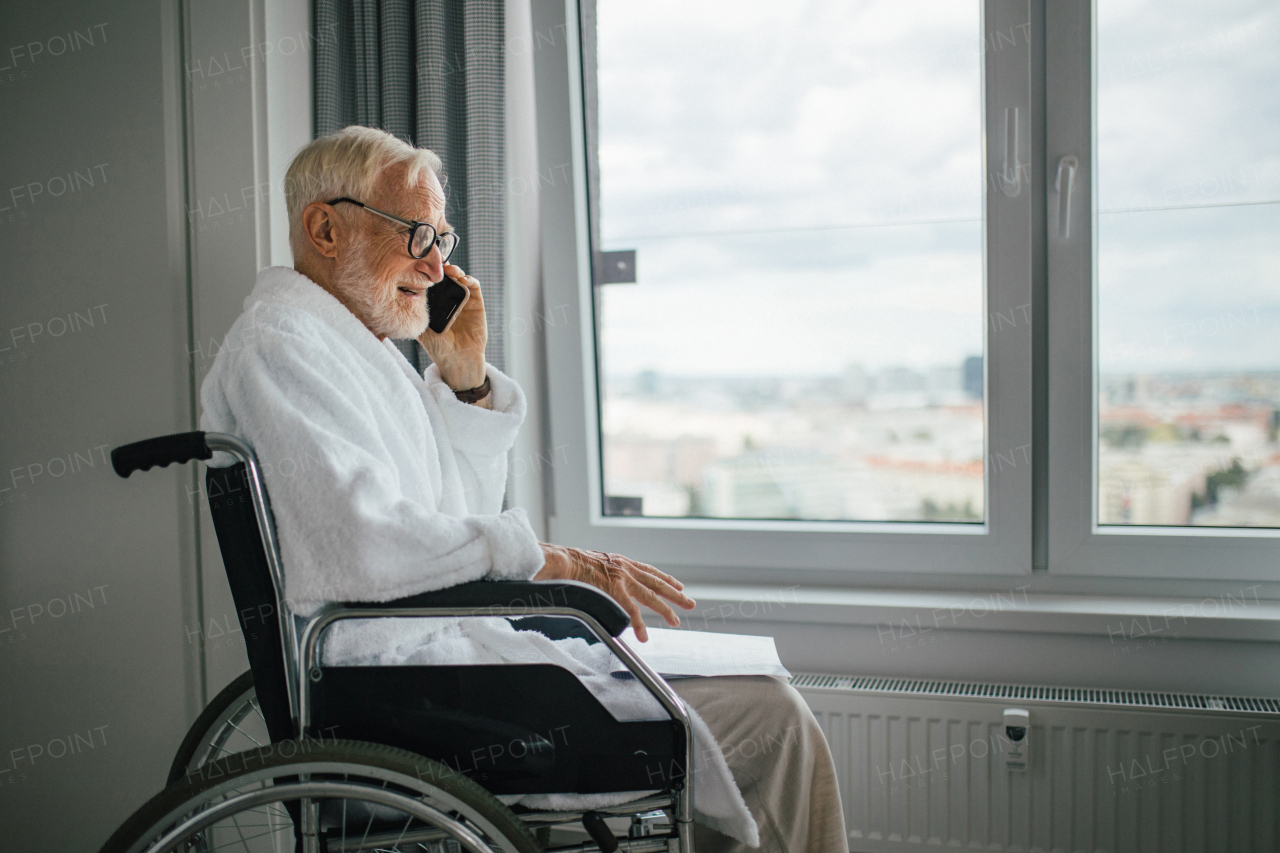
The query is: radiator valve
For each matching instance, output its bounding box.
[1003,708,1029,771]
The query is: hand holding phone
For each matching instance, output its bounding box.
[419,265,488,393]
[425,273,470,334]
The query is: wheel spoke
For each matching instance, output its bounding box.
[136,742,529,853]
[390,814,415,848]
[228,811,255,853]
[195,805,295,828]
[226,718,265,747]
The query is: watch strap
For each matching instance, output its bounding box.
[453,375,491,404]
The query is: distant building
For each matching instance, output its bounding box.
[927,365,963,403]
[636,369,660,396]
[603,433,718,517]
[962,355,982,400]
[1098,458,1182,525]
[702,450,844,519]
[841,363,869,404]
[876,366,927,394]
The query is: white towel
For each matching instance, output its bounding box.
[200,266,758,846]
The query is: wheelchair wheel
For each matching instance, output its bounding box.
[100,739,541,853]
[168,670,265,786]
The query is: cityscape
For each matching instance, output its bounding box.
[601,358,986,523]
[600,364,1280,528]
[1099,371,1280,527]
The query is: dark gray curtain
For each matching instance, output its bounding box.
[313,0,506,373]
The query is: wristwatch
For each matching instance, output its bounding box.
[453,375,491,404]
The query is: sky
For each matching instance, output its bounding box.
[593,0,1280,378]
[1095,0,1280,374]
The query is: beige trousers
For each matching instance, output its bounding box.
[671,676,849,853]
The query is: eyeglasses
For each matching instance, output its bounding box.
[326,197,461,262]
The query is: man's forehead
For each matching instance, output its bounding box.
[376,164,448,225]
[403,179,448,224]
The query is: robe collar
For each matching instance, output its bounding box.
[245,265,423,388]
[247,264,419,362]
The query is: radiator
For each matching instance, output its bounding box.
[791,674,1280,853]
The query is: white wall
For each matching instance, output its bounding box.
[0,0,309,847]
[0,1,197,846]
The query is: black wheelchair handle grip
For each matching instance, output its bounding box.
[111,431,212,478]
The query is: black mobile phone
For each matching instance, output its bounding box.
[426,274,468,334]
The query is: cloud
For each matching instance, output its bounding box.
[593,0,1280,379]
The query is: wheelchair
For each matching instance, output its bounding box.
[100,431,697,853]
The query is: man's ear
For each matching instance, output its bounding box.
[301,201,341,259]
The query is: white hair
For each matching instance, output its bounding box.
[284,126,442,258]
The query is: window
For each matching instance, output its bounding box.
[594,1,985,525]
[532,0,1279,581]
[1094,0,1280,530]
[1047,0,1280,579]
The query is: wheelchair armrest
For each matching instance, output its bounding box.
[300,579,692,745]
[349,579,631,638]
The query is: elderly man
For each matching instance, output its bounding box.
[200,126,846,853]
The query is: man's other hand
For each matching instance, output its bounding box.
[419,263,487,391]
[534,544,696,642]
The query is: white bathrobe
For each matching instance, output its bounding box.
[199,267,757,846]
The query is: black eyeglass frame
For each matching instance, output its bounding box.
[326,197,460,262]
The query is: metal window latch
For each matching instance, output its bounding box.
[1055,155,1078,239]
[1000,107,1022,197]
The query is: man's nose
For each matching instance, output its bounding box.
[415,250,444,283]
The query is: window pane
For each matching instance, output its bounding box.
[594,0,985,522]
[1096,0,1280,528]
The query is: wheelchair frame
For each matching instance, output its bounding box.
[109,431,698,852]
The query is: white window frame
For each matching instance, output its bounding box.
[1045,0,1280,580]
[531,0,1038,580]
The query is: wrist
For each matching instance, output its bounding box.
[535,543,568,580]
[436,356,487,392]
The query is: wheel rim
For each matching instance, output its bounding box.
[186,686,269,773]
[125,752,533,853]
[140,780,496,853]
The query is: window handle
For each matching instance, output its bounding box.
[1000,107,1021,197]
[1055,155,1078,239]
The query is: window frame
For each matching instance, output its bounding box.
[1045,0,1280,580]
[531,0,1038,579]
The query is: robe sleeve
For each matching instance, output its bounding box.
[420,362,526,517]
[204,320,544,612]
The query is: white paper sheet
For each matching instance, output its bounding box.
[611,627,791,680]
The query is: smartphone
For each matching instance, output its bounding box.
[426,274,469,334]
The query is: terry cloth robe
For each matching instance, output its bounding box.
[199,266,758,846]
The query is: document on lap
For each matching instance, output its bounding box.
[611,627,791,680]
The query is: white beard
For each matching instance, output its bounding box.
[334,242,430,340]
